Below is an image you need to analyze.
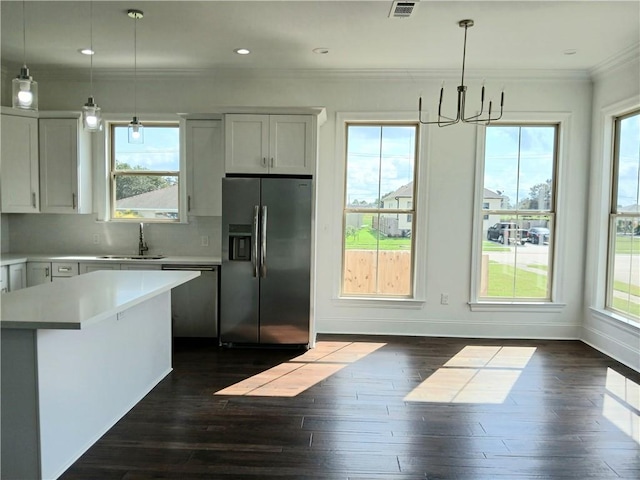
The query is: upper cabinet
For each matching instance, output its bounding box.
[225,114,314,175]
[1,109,40,213]
[185,119,223,216]
[39,114,92,214]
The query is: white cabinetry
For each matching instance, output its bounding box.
[8,263,27,291]
[0,109,39,213]
[79,263,121,274]
[1,263,27,293]
[185,120,223,216]
[1,266,8,293]
[225,114,313,175]
[120,264,162,271]
[51,262,79,282]
[27,262,51,287]
[39,114,92,214]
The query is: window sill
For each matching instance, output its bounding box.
[334,296,425,309]
[589,307,640,331]
[468,301,566,312]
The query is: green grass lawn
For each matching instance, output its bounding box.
[487,261,548,298]
[611,296,640,318]
[614,235,640,254]
[482,241,510,252]
[345,227,411,250]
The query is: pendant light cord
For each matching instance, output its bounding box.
[89,1,94,95]
[21,0,27,66]
[133,13,137,118]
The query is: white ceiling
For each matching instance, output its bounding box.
[1,1,639,76]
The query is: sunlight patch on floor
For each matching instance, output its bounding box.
[404,346,537,404]
[214,341,386,397]
[603,368,640,444]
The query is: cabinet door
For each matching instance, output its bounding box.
[1,114,39,213]
[120,264,162,270]
[269,115,314,175]
[39,118,79,213]
[186,120,223,216]
[224,114,269,174]
[8,263,27,291]
[79,263,121,274]
[0,266,8,293]
[26,262,51,287]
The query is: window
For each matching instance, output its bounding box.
[342,123,418,297]
[110,123,180,222]
[607,110,639,320]
[478,125,558,300]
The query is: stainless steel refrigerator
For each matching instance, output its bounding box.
[220,177,312,346]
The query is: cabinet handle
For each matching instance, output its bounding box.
[45,267,50,278]
[32,192,36,208]
[72,193,77,209]
[262,157,267,167]
[270,157,274,168]
[58,266,71,273]
[187,195,191,212]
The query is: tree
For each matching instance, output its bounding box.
[519,179,551,210]
[114,161,172,200]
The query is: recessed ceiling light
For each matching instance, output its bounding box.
[79,48,95,56]
[234,48,251,55]
[563,49,577,56]
[313,48,330,55]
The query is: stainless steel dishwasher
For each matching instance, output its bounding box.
[161,265,219,338]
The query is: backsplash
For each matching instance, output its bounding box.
[4,214,221,257]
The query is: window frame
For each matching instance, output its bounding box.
[470,112,570,312]
[606,108,640,321]
[108,121,181,223]
[337,119,424,298]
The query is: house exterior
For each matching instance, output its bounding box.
[378,182,413,237]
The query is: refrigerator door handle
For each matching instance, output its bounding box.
[252,205,260,277]
[260,205,268,277]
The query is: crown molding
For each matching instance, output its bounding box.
[590,43,640,80]
[3,66,591,83]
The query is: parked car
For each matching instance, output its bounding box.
[526,227,550,244]
[487,222,526,245]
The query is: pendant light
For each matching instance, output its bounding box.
[82,1,102,132]
[12,0,38,110]
[418,20,504,127]
[127,9,143,144]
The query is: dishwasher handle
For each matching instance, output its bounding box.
[161,265,217,271]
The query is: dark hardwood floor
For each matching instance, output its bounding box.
[60,335,640,479]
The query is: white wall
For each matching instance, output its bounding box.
[583,55,640,371]
[4,67,636,367]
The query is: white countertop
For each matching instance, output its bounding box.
[0,253,221,267]
[1,270,200,330]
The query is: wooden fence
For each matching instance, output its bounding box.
[343,250,411,295]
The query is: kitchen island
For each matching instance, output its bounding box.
[1,270,199,480]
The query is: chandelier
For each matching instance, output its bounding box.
[418,19,504,127]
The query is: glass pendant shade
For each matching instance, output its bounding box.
[82,97,103,132]
[12,66,38,111]
[128,117,144,144]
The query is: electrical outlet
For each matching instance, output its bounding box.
[201,235,209,247]
[440,293,449,305]
[92,234,100,244]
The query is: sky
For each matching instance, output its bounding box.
[345,125,415,205]
[113,125,180,171]
[616,113,640,211]
[484,125,555,209]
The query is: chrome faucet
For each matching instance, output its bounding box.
[138,222,149,256]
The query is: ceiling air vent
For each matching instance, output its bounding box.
[389,1,419,19]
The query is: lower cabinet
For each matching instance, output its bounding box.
[9,263,27,291]
[79,263,121,274]
[26,262,52,287]
[1,263,27,292]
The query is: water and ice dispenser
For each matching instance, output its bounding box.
[229,225,252,261]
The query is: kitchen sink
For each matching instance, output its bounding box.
[98,255,166,260]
